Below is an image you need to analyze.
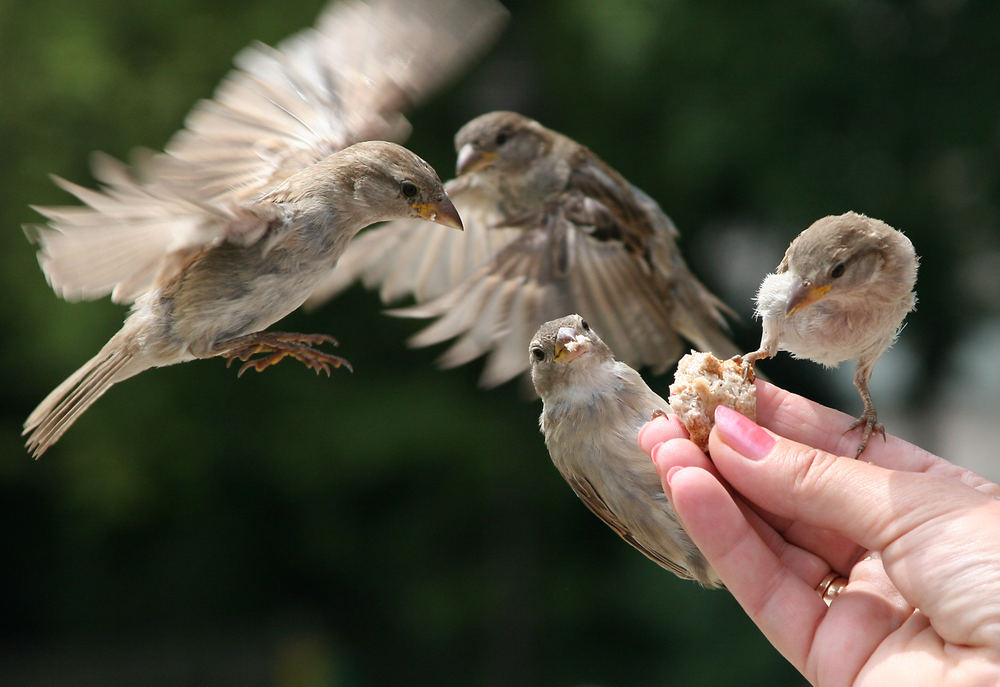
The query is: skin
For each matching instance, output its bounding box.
[638,381,1000,686]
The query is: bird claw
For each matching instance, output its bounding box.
[221,331,353,377]
[845,410,885,459]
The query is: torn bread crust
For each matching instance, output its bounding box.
[668,351,756,452]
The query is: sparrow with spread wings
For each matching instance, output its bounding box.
[314,111,738,387]
[23,0,507,457]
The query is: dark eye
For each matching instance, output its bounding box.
[400,181,418,198]
[495,130,509,146]
[581,320,590,331]
[830,262,846,279]
[530,347,545,362]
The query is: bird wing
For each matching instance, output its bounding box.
[27,0,506,305]
[304,173,522,308]
[563,472,696,580]
[157,0,507,202]
[25,153,276,304]
[361,151,736,387]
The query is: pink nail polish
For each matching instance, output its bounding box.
[714,405,774,460]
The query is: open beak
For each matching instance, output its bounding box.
[553,327,589,363]
[456,143,498,176]
[785,280,831,316]
[414,196,463,230]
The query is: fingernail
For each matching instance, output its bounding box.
[714,405,775,460]
[647,441,665,461]
[665,465,683,486]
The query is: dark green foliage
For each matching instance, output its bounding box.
[1,1,997,684]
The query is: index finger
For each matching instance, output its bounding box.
[755,381,997,494]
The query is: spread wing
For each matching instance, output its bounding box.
[25,153,277,304]
[26,0,506,305]
[304,173,523,308]
[157,0,508,203]
[335,151,736,387]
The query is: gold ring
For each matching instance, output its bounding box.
[816,571,848,606]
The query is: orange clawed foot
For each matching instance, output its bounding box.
[221,331,353,377]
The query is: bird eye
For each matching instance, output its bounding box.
[580,320,590,331]
[530,347,545,362]
[830,262,846,279]
[495,130,509,146]
[400,181,418,198]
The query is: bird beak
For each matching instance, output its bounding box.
[785,280,832,315]
[414,196,464,230]
[456,143,497,176]
[554,327,589,363]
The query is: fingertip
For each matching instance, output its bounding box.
[637,412,686,453]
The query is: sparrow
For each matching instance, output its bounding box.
[529,314,721,587]
[22,0,509,457]
[744,211,918,458]
[312,111,737,387]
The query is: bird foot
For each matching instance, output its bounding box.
[221,331,353,377]
[845,409,885,459]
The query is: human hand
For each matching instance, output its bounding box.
[638,381,1000,686]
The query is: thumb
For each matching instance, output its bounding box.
[708,405,988,555]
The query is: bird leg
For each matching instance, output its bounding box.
[846,361,885,459]
[219,331,353,377]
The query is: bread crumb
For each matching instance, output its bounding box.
[668,351,756,452]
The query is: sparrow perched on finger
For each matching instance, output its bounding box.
[21,0,508,457]
[313,111,738,387]
[529,314,721,587]
[745,211,918,458]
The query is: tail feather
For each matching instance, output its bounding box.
[24,338,145,459]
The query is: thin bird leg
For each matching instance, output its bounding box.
[741,348,772,370]
[218,331,353,377]
[846,360,885,459]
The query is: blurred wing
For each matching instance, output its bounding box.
[304,173,521,307]
[382,158,737,387]
[25,153,273,304]
[158,0,508,202]
[27,0,505,305]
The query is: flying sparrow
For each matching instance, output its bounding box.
[313,111,737,387]
[529,314,721,587]
[21,0,508,457]
[744,211,918,458]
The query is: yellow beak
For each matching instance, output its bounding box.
[786,281,832,316]
[413,196,463,230]
[554,327,589,363]
[456,143,498,176]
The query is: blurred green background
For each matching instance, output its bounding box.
[2,0,999,685]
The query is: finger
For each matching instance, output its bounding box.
[666,466,912,683]
[709,404,996,564]
[754,381,935,469]
[662,466,859,678]
[651,440,835,587]
[637,413,688,454]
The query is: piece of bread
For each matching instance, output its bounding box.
[668,351,756,452]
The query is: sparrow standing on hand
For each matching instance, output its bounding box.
[316,111,737,387]
[745,211,918,457]
[529,314,720,587]
[22,0,509,457]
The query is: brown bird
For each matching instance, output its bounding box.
[22,0,508,457]
[745,212,918,457]
[312,111,737,387]
[530,314,720,587]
